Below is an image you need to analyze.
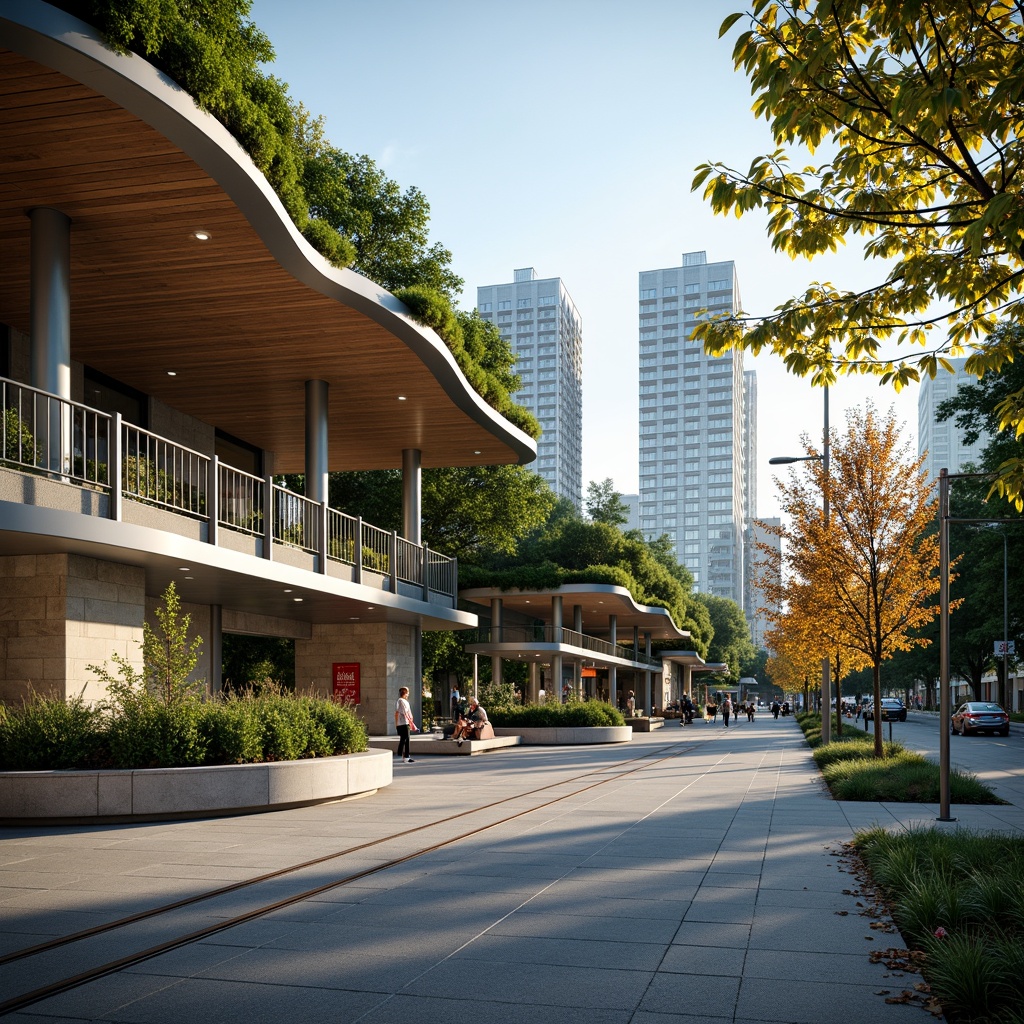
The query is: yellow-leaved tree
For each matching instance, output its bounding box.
[692,1,1024,506]
[768,405,942,757]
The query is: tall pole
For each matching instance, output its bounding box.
[938,469,954,821]
[1004,531,1009,710]
[821,385,831,745]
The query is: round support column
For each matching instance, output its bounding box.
[402,448,422,545]
[304,380,329,503]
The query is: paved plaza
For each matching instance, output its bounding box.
[2,714,1023,1023]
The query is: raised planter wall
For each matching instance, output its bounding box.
[624,717,665,732]
[0,749,391,824]
[492,726,632,745]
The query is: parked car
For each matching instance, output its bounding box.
[862,698,907,723]
[951,702,1010,736]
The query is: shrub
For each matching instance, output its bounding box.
[307,698,368,755]
[489,698,624,728]
[0,689,368,771]
[0,694,105,770]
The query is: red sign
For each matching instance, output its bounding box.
[332,662,360,704]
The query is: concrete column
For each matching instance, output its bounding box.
[551,595,563,699]
[644,631,652,716]
[529,659,540,703]
[490,597,503,687]
[30,208,71,399]
[304,379,329,503]
[572,604,583,694]
[402,448,422,545]
[209,604,223,694]
[608,614,618,709]
[30,208,72,475]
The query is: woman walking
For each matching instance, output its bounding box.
[395,686,416,763]
[722,697,732,728]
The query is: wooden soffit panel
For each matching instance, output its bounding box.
[0,10,535,473]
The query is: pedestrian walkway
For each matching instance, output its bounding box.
[2,715,1022,1023]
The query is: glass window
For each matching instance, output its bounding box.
[517,298,532,308]
[708,278,730,290]
[663,285,678,296]
[684,283,700,293]
[498,299,512,310]
[478,302,492,312]
[538,294,556,306]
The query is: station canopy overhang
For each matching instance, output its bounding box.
[0,5,537,475]
[459,584,690,671]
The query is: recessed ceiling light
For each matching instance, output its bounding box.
[293,597,303,602]
[397,395,407,401]
[349,616,359,621]
[473,450,481,455]
[283,589,292,593]
[193,230,211,241]
[184,576,194,580]
[167,370,177,376]
[179,567,190,571]
[367,606,375,610]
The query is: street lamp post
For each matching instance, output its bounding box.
[769,387,831,744]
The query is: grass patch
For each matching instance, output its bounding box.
[854,827,1024,1023]
[795,713,1002,805]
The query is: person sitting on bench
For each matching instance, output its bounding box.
[452,697,488,746]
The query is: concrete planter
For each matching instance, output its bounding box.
[0,749,392,824]
[492,726,632,745]
[624,717,665,732]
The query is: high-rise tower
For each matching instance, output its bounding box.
[637,251,750,606]
[918,358,989,483]
[477,268,583,506]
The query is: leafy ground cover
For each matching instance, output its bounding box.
[488,699,625,729]
[0,689,367,771]
[796,713,1001,804]
[853,827,1024,1023]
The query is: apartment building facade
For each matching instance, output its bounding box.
[477,268,583,507]
[918,357,989,483]
[637,252,750,607]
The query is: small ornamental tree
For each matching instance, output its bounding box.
[767,405,942,756]
[89,581,204,705]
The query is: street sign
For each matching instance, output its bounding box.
[995,641,1016,656]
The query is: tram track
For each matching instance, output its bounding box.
[0,734,721,1017]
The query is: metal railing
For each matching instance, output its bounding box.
[1,375,458,603]
[327,507,359,564]
[427,548,457,596]
[271,483,320,553]
[395,535,421,586]
[360,521,392,575]
[464,624,661,666]
[2,377,111,488]
[218,464,264,535]
[123,422,208,517]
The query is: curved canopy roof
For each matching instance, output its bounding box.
[460,584,690,642]
[0,3,536,473]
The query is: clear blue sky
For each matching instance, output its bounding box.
[249,0,919,517]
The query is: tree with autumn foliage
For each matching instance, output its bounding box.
[765,405,941,756]
[692,1,1024,506]
[759,564,871,737]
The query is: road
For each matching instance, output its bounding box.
[845,711,1024,808]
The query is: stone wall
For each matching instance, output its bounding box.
[0,553,144,704]
[294,621,417,735]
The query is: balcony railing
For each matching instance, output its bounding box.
[0,376,457,603]
[465,624,662,667]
